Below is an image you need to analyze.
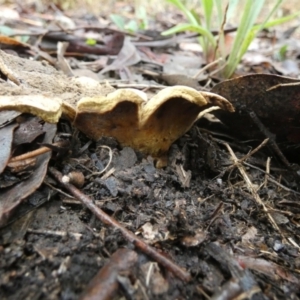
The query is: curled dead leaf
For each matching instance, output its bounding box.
[211,74,300,143]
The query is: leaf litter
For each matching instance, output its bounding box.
[0,2,300,300]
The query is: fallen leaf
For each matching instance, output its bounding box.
[13,116,44,146]
[211,74,300,144]
[0,111,21,126]
[236,255,300,284]
[0,123,18,173]
[181,229,207,247]
[241,226,258,244]
[0,123,56,227]
[100,37,141,74]
[0,34,30,50]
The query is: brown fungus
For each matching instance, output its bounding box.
[74,86,234,166]
[0,86,234,167]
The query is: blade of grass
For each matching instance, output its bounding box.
[253,0,283,33]
[162,23,216,47]
[202,0,214,30]
[228,0,283,76]
[214,0,224,26]
[225,0,288,77]
[224,0,265,77]
[254,10,300,29]
[201,0,214,57]
[226,0,239,21]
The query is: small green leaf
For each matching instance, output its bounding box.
[125,20,139,33]
[277,44,288,61]
[85,38,97,46]
[0,25,14,36]
[110,14,126,30]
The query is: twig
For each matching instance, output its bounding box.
[110,83,165,90]
[213,3,229,62]
[264,157,271,188]
[80,248,138,300]
[9,146,51,162]
[214,138,269,179]
[224,143,289,245]
[9,141,68,163]
[248,110,293,170]
[0,50,21,85]
[27,228,83,240]
[193,57,223,79]
[205,202,223,231]
[49,167,191,282]
[228,138,269,168]
[43,181,74,199]
[243,162,300,195]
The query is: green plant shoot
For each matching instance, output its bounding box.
[163,0,300,78]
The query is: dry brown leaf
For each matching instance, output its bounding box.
[0,123,56,227]
[0,123,18,173]
[211,74,300,143]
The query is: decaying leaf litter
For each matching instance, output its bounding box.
[0,1,300,299]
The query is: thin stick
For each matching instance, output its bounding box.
[229,138,269,168]
[264,157,271,188]
[243,162,300,195]
[49,167,191,282]
[193,57,223,79]
[9,141,68,163]
[224,143,288,245]
[214,138,269,178]
[110,83,165,89]
[9,146,51,162]
[213,3,229,62]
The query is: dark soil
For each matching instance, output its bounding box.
[1,122,300,299]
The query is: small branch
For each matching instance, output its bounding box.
[9,140,69,163]
[242,161,300,195]
[49,167,191,282]
[226,138,269,171]
[224,143,289,245]
[80,248,138,300]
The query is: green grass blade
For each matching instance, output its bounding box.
[226,0,239,21]
[214,0,224,26]
[162,23,216,47]
[225,0,287,77]
[254,10,300,29]
[201,0,214,30]
[224,0,265,77]
[255,0,283,31]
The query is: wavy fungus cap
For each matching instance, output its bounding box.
[74,86,234,166]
